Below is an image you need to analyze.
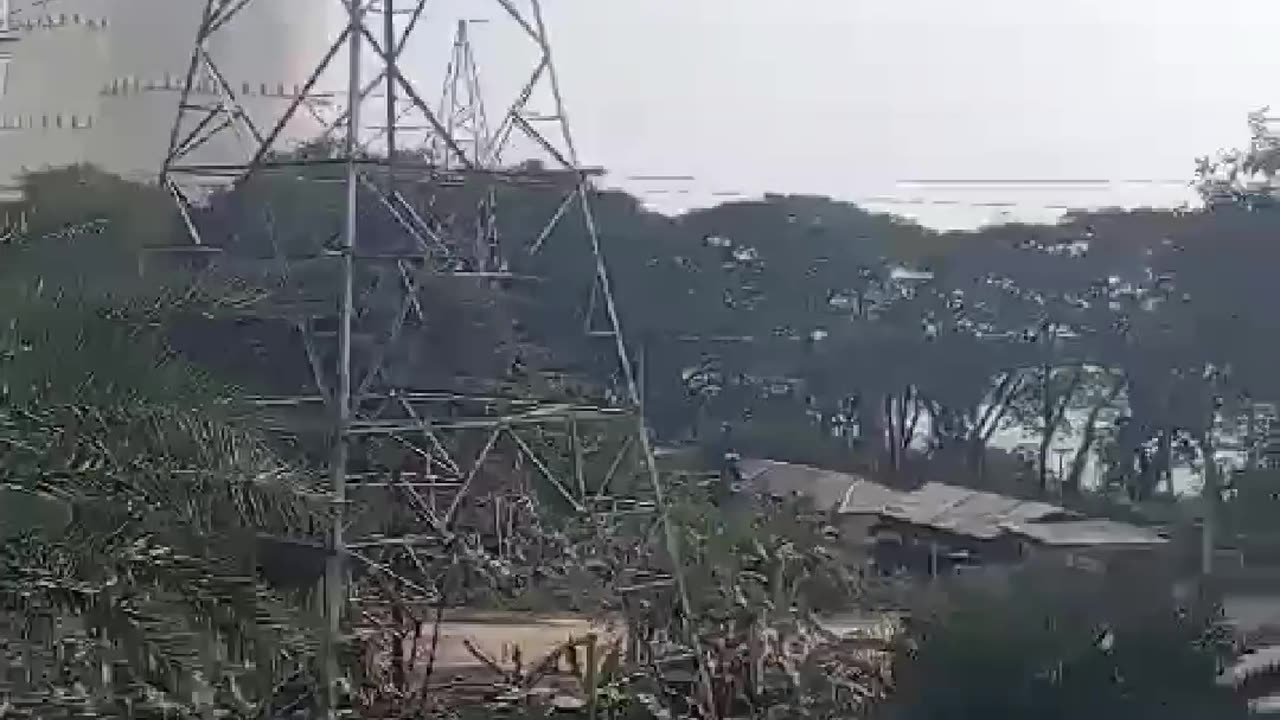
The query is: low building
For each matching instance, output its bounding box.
[737,457,879,513]
[738,458,1170,579]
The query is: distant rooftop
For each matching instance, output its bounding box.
[737,458,863,512]
[1009,518,1168,547]
[740,458,1168,549]
[863,481,1071,541]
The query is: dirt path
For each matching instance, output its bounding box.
[418,612,624,669]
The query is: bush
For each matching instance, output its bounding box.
[885,565,1244,720]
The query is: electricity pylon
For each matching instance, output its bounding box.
[159,1,705,715]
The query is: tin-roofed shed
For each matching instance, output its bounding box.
[738,459,1171,578]
[737,458,865,512]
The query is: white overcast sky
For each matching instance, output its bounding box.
[388,0,1279,227]
[531,0,1277,228]
[17,0,1276,227]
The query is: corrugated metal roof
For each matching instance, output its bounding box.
[741,459,1164,548]
[1007,519,1167,547]
[877,482,1072,540]
[840,479,908,516]
[737,458,862,511]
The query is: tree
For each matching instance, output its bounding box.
[650,484,890,719]
[1196,108,1280,209]
[888,565,1244,720]
[0,167,327,717]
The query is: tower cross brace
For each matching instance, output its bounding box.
[158,0,714,716]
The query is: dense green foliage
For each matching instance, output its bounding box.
[475,115,1280,513]
[888,566,1243,720]
[0,168,328,717]
[7,109,1280,716]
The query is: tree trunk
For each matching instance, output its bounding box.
[965,430,986,476]
[1037,366,1083,496]
[903,392,922,453]
[1133,448,1156,501]
[969,373,1021,479]
[883,393,899,476]
[1038,365,1053,494]
[1064,378,1125,496]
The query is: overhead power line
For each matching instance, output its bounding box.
[608,173,1200,211]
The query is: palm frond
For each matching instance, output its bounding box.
[0,168,326,717]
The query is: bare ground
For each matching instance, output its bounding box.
[416,611,624,670]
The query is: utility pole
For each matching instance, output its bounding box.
[320,0,362,712]
[1202,458,1225,579]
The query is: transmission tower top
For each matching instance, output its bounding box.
[161,0,603,199]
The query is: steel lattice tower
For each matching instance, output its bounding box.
[158,1,707,716]
[436,18,500,273]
